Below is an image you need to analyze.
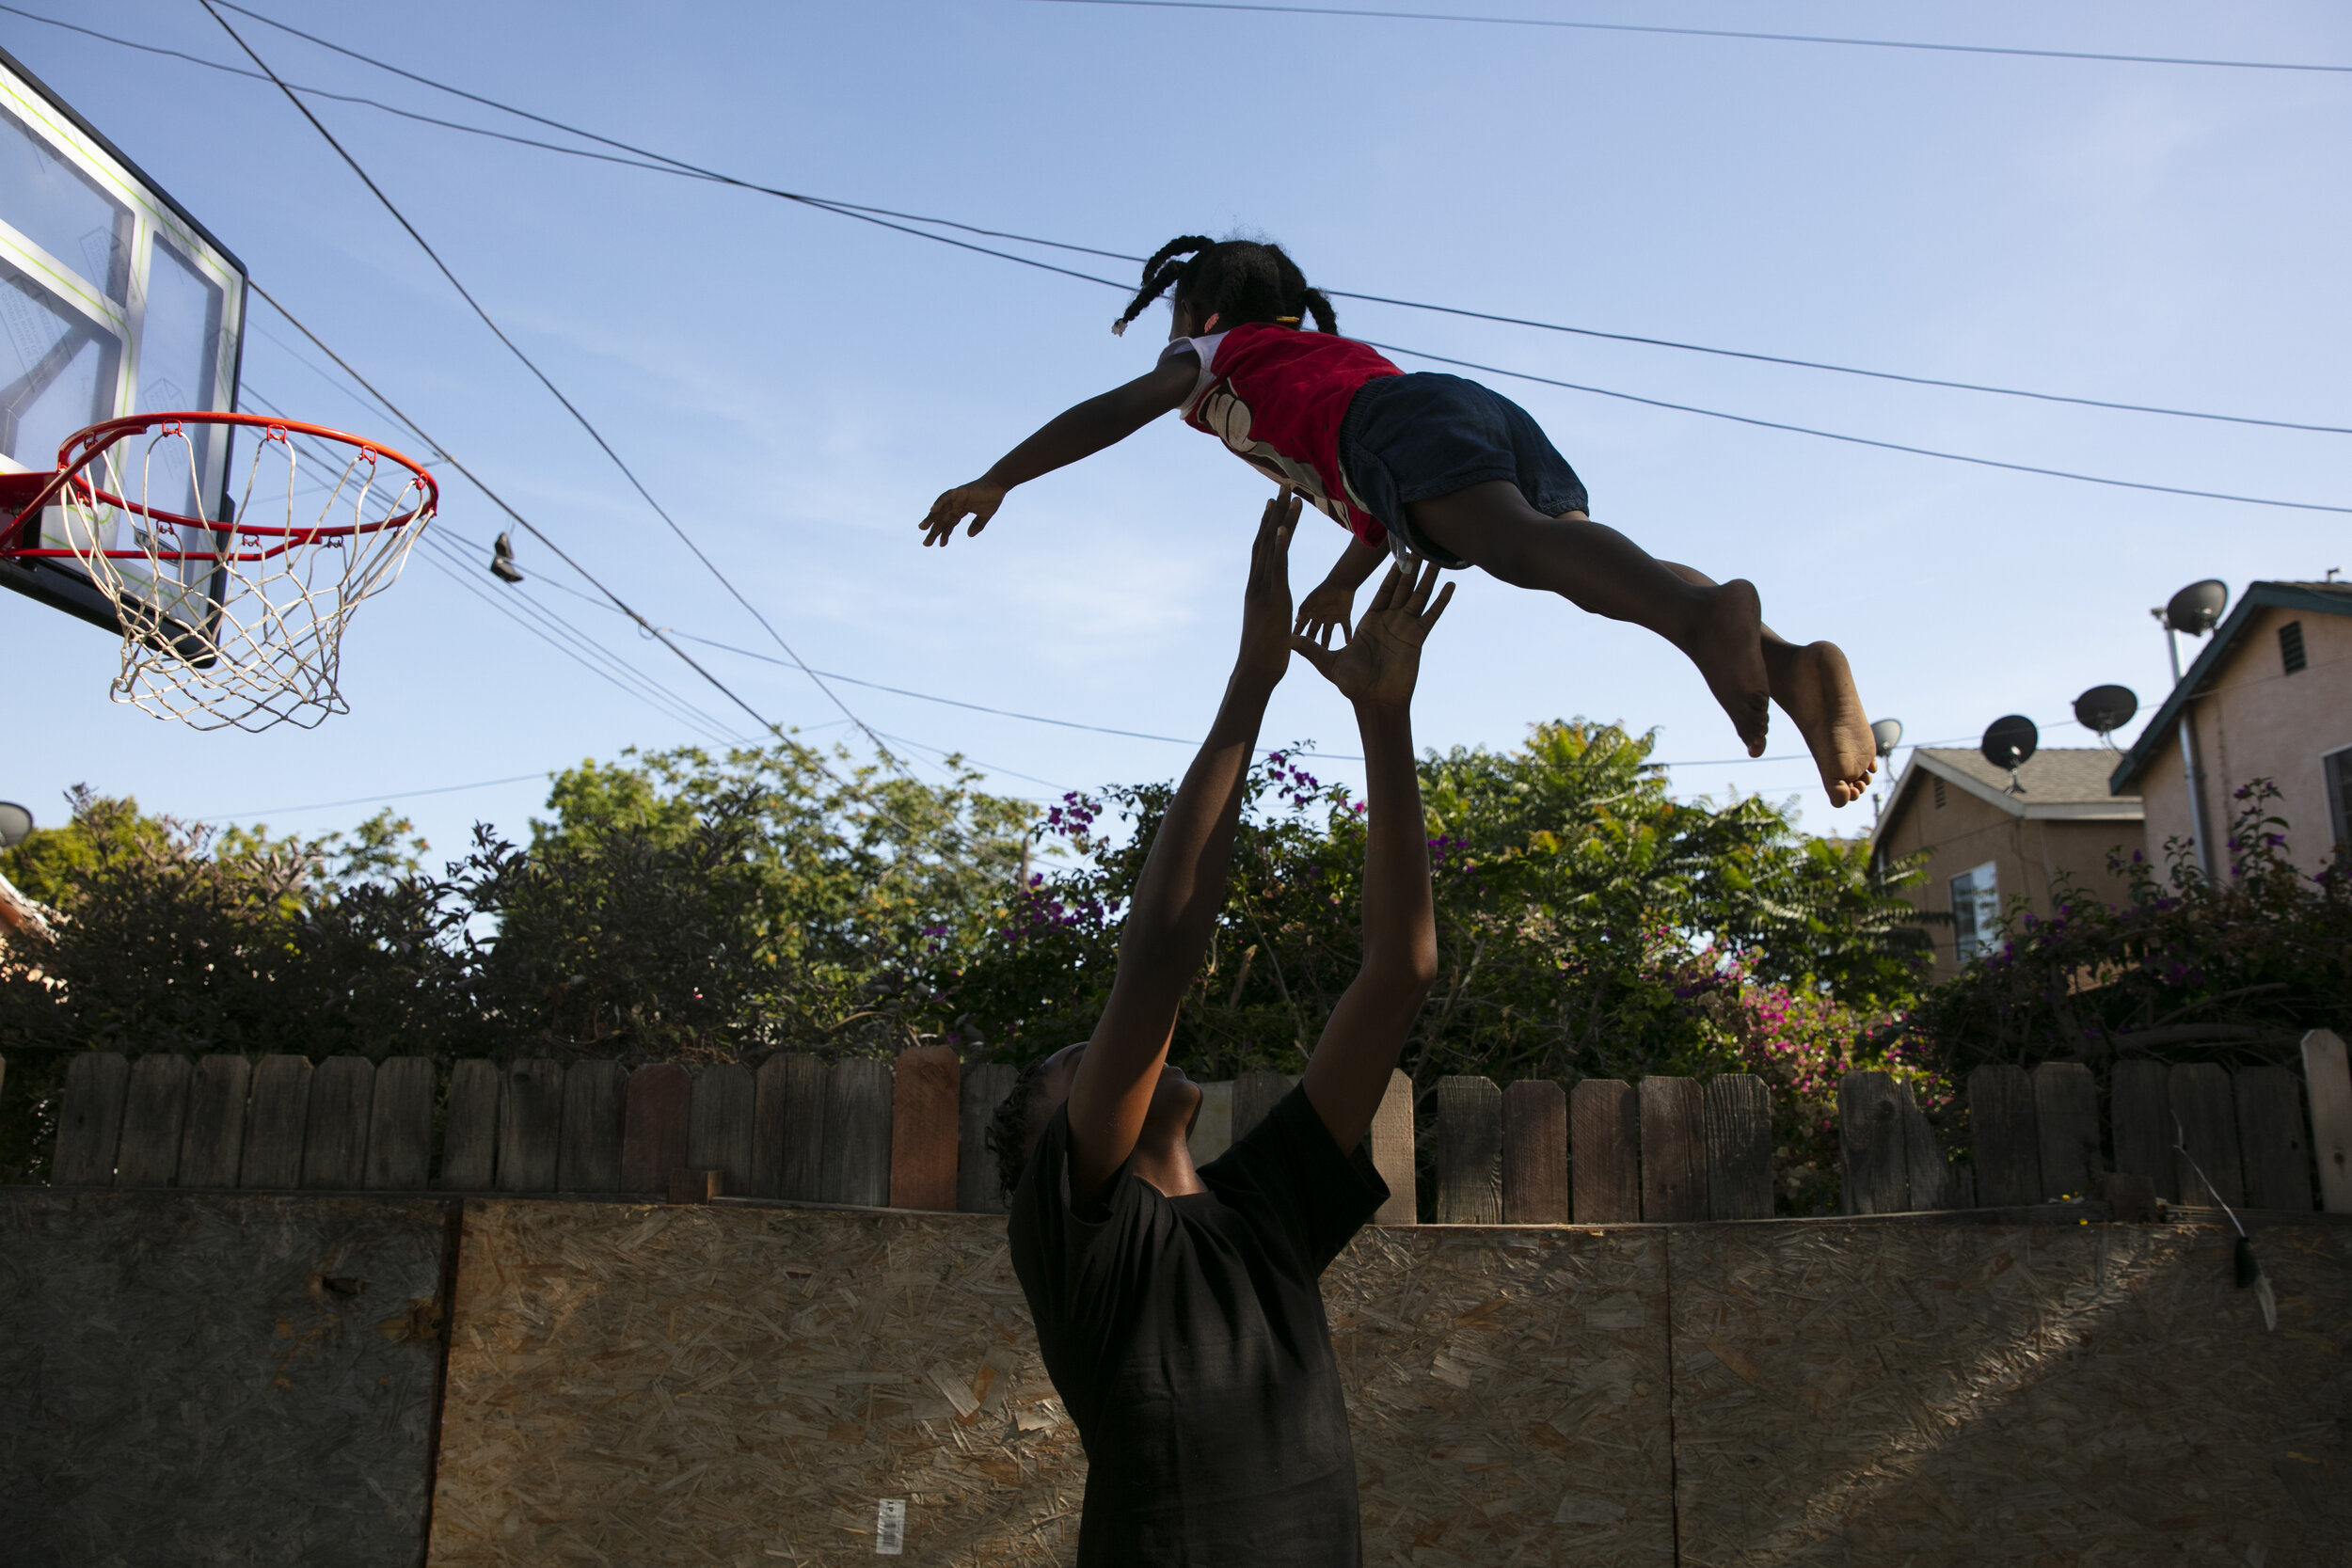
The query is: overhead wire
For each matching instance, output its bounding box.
[17,4,2338,440]
[195,0,909,768]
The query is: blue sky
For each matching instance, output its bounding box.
[6,0,2348,861]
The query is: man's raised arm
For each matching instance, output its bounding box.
[1292,563,1453,1152]
[1064,493,1300,1196]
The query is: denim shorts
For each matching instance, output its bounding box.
[1337,372,1590,569]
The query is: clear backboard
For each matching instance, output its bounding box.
[0,43,246,650]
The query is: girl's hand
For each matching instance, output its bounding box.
[1289,562,1454,709]
[921,481,1007,547]
[1293,578,1357,649]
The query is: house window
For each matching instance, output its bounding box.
[1933,776,1948,810]
[1950,861,2000,963]
[2280,621,2308,674]
[2328,746,2352,851]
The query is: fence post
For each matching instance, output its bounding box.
[1502,1080,1567,1224]
[497,1060,564,1193]
[1899,1085,1954,1210]
[116,1053,192,1188]
[1434,1075,1502,1224]
[1836,1070,1905,1214]
[1569,1079,1638,1224]
[1233,1071,1293,1143]
[1368,1069,1417,1226]
[2302,1029,2352,1212]
[1967,1065,2042,1208]
[178,1055,251,1190]
[1187,1081,1234,1167]
[302,1057,374,1190]
[889,1046,960,1212]
[2031,1062,2100,1200]
[2169,1063,2242,1208]
[556,1059,627,1194]
[1639,1077,1706,1223]
[2233,1065,2310,1212]
[822,1058,894,1208]
[439,1060,501,1190]
[958,1062,1020,1214]
[238,1055,312,1189]
[1702,1074,1772,1220]
[2109,1058,2174,1201]
[764,1053,829,1202]
[366,1057,437,1191]
[688,1064,756,1196]
[619,1063,691,1195]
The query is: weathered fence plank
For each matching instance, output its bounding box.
[1639,1076,1707,1223]
[889,1046,961,1212]
[2233,1066,2310,1212]
[2169,1063,2243,1208]
[556,1059,626,1194]
[821,1058,894,1207]
[1434,1075,1502,1225]
[177,1055,251,1189]
[1968,1065,2042,1209]
[1187,1081,1234,1167]
[301,1057,375,1190]
[958,1061,1020,1214]
[765,1053,828,1202]
[238,1055,312,1189]
[1837,1070,1906,1214]
[1702,1073,1772,1220]
[1368,1069,1417,1226]
[115,1053,192,1188]
[1234,1071,1293,1143]
[365,1057,437,1191]
[1501,1079,1567,1224]
[1569,1078,1640,1223]
[2110,1058,2175,1200]
[439,1059,501,1190]
[2303,1029,2352,1212]
[53,1052,130,1187]
[1899,1086,1954,1210]
[619,1063,690,1194]
[687,1064,756,1196]
[2032,1062,2101,1200]
[497,1060,564,1194]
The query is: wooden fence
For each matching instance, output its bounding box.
[26,1026,2352,1220]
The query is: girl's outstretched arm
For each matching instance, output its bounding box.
[921,353,1199,547]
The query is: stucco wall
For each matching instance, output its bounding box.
[2138,604,2352,875]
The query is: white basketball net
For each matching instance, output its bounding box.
[48,420,434,732]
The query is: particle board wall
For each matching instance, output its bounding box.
[1666,1220,2352,1566]
[428,1202,1678,1566]
[0,1191,453,1568]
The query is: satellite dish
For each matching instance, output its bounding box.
[2072,684,2138,746]
[1869,718,1903,758]
[0,800,31,849]
[1981,715,2037,793]
[2163,579,2229,637]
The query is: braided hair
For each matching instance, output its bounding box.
[986,1053,1058,1202]
[1111,235,1339,339]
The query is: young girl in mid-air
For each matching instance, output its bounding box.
[922,235,1876,806]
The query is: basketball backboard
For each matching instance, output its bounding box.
[0,43,246,648]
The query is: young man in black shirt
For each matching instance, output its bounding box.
[997,490,1453,1566]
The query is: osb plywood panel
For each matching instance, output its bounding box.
[1331,1226,1677,1567]
[0,1190,453,1568]
[427,1202,1088,1566]
[429,1205,1677,1567]
[1668,1221,2352,1567]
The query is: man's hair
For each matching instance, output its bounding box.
[986,1053,1058,1203]
[1112,236,1338,339]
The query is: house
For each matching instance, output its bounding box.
[1868,749,2144,978]
[2109,579,2352,877]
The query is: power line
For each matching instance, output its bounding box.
[196,2,905,768]
[20,4,2345,439]
[1019,0,2352,75]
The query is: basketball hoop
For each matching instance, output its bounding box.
[0,412,437,732]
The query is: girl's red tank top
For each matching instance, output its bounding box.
[1165,323,1402,548]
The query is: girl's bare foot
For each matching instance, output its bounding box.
[1769,641,1876,807]
[1683,578,1772,757]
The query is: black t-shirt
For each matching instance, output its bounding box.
[1009,1083,1390,1567]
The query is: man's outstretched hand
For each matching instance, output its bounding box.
[920,481,1007,547]
[1290,561,1453,707]
[1235,490,1301,689]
